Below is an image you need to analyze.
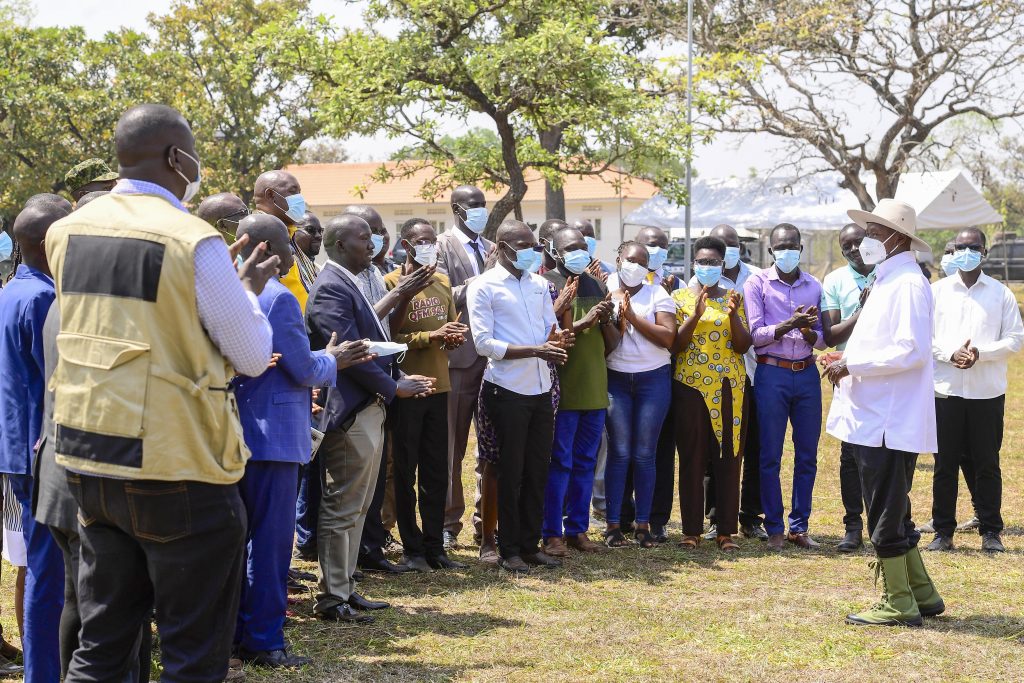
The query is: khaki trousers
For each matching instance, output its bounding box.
[444,356,487,537]
[315,402,385,611]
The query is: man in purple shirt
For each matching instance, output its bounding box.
[743,223,825,550]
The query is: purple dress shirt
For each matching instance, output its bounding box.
[743,266,826,360]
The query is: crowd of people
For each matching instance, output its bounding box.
[0,102,1020,681]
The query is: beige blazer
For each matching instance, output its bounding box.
[437,229,494,369]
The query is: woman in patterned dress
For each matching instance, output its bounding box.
[671,236,753,552]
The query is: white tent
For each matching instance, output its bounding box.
[893,170,1003,230]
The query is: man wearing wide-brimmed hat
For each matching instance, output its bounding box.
[63,158,119,203]
[822,198,944,627]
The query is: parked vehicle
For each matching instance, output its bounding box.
[663,238,758,276]
[980,237,1024,281]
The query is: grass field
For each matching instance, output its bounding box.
[4,312,1024,681]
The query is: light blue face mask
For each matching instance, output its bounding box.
[371,234,385,258]
[560,249,591,275]
[0,231,12,263]
[460,205,488,234]
[940,254,956,277]
[646,245,667,272]
[272,189,306,223]
[694,264,722,287]
[584,236,598,257]
[724,246,740,269]
[949,248,982,273]
[504,242,538,272]
[773,249,801,274]
[527,249,542,273]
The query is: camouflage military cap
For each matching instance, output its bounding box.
[64,158,119,194]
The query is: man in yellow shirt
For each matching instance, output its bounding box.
[254,170,309,310]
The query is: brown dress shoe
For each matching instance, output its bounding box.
[566,533,605,553]
[479,544,500,565]
[543,536,570,557]
[767,533,786,550]
[787,532,820,549]
[225,658,246,682]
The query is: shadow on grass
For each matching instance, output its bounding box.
[923,614,1024,640]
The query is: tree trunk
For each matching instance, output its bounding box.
[485,113,530,241]
[539,124,567,221]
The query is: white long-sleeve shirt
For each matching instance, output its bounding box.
[931,271,1023,399]
[467,263,557,395]
[826,251,936,453]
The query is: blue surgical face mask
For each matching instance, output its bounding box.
[460,205,488,234]
[560,248,591,275]
[0,231,12,262]
[773,249,801,274]
[504,242,538,272]
[694,264,722,287]
[584,236,598,257]
[724,246,740,269]
[646,245,667,272]
[371,234,385,258]
[527,249,542,273]
[273,189,306,223]
[940,253,956,277]
[949,248,982,273]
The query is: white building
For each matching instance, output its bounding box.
[285,162,659,261]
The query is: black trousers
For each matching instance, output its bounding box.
[932,395,1004,536]
[482,382,554,559]
[839,441,864,532]
[359,428,391,565]
[853,445,920,559]
[706,378,763,528]
[391,393,449,557]
[66,474,245,683]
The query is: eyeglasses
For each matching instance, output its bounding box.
[954,244,984,252]
[694,257,723,266]
[218,208,250,229]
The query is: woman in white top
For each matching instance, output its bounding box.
[603,241,678,547]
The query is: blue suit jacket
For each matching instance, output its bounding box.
[305,263,397,432]
[234,279,336,463]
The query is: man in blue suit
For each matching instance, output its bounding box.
[232,215,374,666]
[306,214,435,624]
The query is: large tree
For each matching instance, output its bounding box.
[312,0,690,236]
[692,0,1024,209]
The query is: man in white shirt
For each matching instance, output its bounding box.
[824,199,943,628]
[467,219,571,574]
[927,227,1023,554]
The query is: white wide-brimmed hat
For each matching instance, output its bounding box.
[847,198,930,253]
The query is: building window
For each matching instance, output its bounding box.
[394,208,413,216]
[427,207,445,215]
[582,204,603,212]
[593,218,602,237]
[395,222,404,231]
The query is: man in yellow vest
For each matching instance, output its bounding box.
[46,104,281,683]
[253,169,310,310]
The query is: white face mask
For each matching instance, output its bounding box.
[366,340,408,364]
[174,148,201,203]
[618,260,648,287]
[859,233,896,266]
[412,243,438,267]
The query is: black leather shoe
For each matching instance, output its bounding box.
[837,529,863,553]
[498,556,530,574]
[428,553,468,570]
[740,523,769,541]
[650,525,668,544]
[981,532,1005,553]
[522,551,561,567]
[289,568,317,582]
[293,546,317,561]
[443,530,460,551]
[352,570,364,582]
[316,603,373,624]
[238,647,312,668]
[347,592,390,611]
[402,554,434,573]
[926,534,954,552]
[360,557,413,574]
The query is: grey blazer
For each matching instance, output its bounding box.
[436,230,494,369]
[33,305,78,532]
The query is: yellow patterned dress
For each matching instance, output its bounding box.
[672,288,747,457]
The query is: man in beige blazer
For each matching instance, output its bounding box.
[437,185,494,547]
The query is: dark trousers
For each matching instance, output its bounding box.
[391,393,450,558]
[295,459,321,555]
[706,378,763,528]
[66,474,246,683]
[236,461,299,653]
[359,430,391,565]
[50,525,151,682]
[840,441,864,532]
[675,382,742,537]
[482,382,554,559]
[854,445,920,558]
[933,395,1004,536]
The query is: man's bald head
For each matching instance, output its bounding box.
[636,226,668,249]
[75,191,109,209]
[709,224,739,248]
[343,205,385,234]
[14,195,71,275]
[451,185,486,236]
[324,214,374,273]
[197,192,249,242]
[539,219,568,244]
[236,214,293,277]
[573,219,595,239]
[114,104,198,202]
[552,226,586,255]
[25,193,72,214]
[253,170,301,223]
[495,219,533,246]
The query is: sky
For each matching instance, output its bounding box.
[26,0,831,181]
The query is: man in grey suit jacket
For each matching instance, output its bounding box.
[436,185,494,547]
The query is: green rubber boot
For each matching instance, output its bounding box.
[846,555,923,627]
[905,546,945,616]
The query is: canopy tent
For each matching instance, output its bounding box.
[893,170,1003,230]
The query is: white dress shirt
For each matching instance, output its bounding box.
[931,271,1023,399]
[454,227,485,277]
[826,251,937,453]
[687,261,762,382]
[326,260,390,339]
[467,262,557,395]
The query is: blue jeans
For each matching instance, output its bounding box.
[295,460,320,555]
[605,366,672,525]
[543,409,606,538]
[754,362,822,536]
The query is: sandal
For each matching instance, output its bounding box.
[679,535,700,549]
[634,528,657,548]
[716,535,739,553]
[604,528,631,548]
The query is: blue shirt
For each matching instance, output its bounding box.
[820,264,875,351]
[0,265,55,475]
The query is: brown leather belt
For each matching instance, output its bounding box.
[757,355,813,372]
